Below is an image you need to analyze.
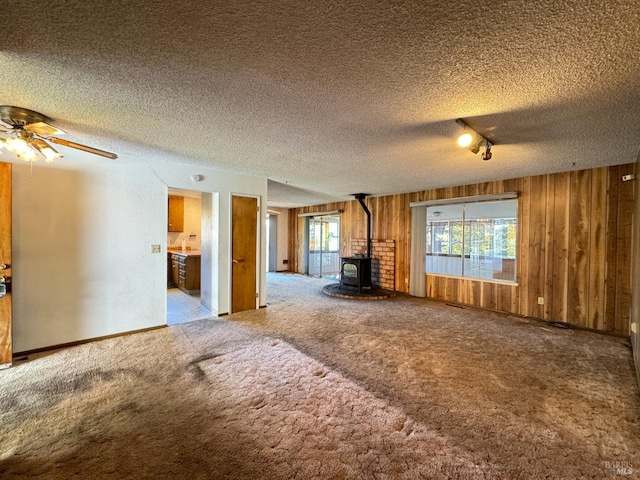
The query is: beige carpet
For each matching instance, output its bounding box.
[1,273,638,479]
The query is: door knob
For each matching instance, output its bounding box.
[0,263,7,270]
[232,259,244,264]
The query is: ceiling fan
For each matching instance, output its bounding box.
[0,105,118,162]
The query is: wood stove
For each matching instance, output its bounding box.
[340,255,372,291]
[339,193,374,291]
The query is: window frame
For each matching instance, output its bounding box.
[414,193,518,285]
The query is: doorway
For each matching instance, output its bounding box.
[267,214,277,272]
[307,215,340,279]
[166,188,210,325]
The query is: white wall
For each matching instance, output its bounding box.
[10,152,266,352]
[200,193,214,313]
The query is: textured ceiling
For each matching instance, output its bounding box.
[1,0,639,207]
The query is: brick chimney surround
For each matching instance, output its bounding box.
[350,239,396,291]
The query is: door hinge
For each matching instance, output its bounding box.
[255,292,259,298]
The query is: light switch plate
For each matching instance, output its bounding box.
[151,245,161,253]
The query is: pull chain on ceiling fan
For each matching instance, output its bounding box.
[0,105,118,162]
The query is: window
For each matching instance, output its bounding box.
[426,199,517,282]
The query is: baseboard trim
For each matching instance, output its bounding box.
[434,297,630,339]
[13,325,167,358]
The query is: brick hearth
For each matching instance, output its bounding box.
[351,239,396,290]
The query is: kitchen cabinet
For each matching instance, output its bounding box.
[168,196,184,232]
[169,251,200,294]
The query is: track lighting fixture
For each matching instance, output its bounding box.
[481,141,493,161]
[455,119,494,159]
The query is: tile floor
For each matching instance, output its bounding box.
[166,288,213,325]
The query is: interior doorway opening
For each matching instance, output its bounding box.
[267,214,277,272]
[306,215,340,279]
[166,188,211,325]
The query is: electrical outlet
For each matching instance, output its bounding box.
[538,297,544,305]
[151,245,161,254]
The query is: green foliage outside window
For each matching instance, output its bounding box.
[427,218,516,258]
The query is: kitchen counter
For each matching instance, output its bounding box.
[167,248,201,257]
[168,250,201,294]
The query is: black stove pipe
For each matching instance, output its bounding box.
[354,193,371,257]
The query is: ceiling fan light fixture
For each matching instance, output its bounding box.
[5,136,31,157]
[21,148,39,162]
[31,138,62,163]
[42,146,61,163]
[0,105,118,163]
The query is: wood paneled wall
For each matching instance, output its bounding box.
[288,164,635,336]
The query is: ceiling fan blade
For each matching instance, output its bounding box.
[25,121,66,136]
[47,137,118,159]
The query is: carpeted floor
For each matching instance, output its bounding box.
[1,273,638,479]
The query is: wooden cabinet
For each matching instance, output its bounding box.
[170,255,180,287]
[168,196,184,232]
[169,252,200,294]
[167,253,175,287]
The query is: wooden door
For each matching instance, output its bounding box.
[168,196,184,232]
[231,195,258,313]
[0,162,12,368]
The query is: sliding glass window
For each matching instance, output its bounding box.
[426,200,517,282]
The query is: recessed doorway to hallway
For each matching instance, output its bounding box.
[166,188,211,324]
[267,213,277,272]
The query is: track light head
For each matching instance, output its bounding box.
[457,131,473,147]
[455,119,493,158]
